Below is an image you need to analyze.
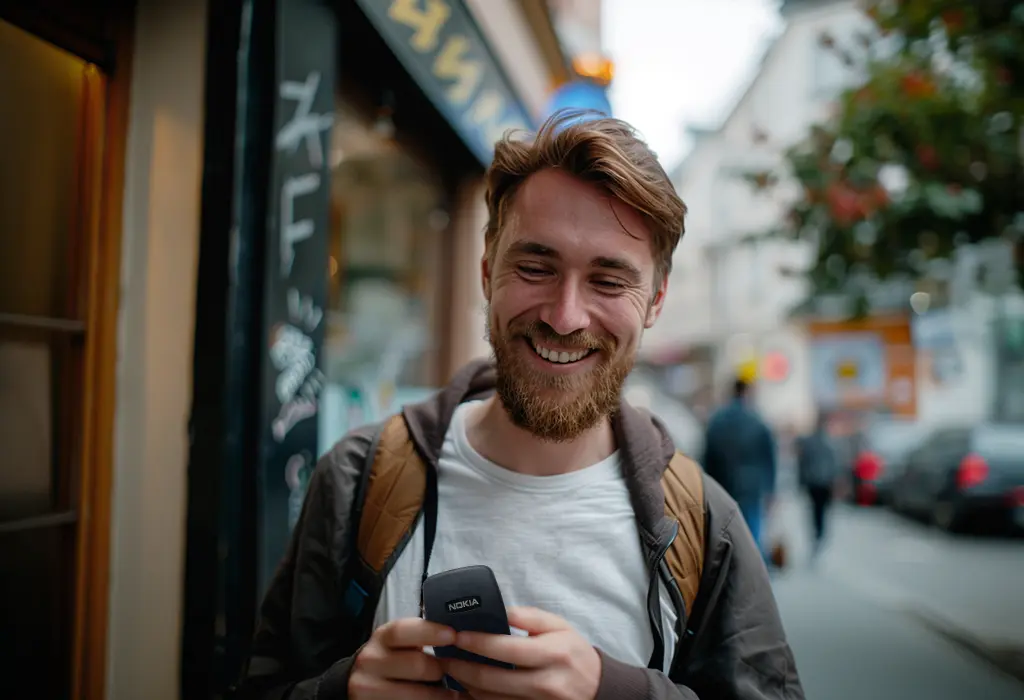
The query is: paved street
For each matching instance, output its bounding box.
[767,490,1024,699]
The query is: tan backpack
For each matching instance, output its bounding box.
[346,414,707,622]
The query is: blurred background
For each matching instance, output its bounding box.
[0,0,1021,698]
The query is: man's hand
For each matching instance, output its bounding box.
[440,607,602,700]
[348,618,460,699]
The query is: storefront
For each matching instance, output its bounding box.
[181,1,566,696]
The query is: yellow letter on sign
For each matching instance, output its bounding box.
[388,0,451,52]
[467,90,503,126]
[434,35,482,105]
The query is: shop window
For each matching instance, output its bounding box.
[0,19,100,697]
[319,102,449,450]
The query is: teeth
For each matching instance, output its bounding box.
[531,342,593,364]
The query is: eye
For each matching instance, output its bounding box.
[593,279,627,292]
[517,264,551,278]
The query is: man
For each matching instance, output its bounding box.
[236,111,803,700]
[702,379,778,556]
[796,412,840,559]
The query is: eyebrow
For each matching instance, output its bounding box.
[505,240,643,284]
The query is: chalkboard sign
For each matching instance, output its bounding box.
[257,0,336,596]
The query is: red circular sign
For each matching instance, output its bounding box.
[761,351,790,382]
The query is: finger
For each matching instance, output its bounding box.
[347,673,461,700]
[454,630,552,668]
[443,659,545,696]
[506,606,571,635]
[456,626,575,669]
[377,617,456,650]
[357,648,446,683]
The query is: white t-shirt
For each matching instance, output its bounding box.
[372,400,678,670]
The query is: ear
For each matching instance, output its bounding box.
[644,273,669,329]
[481,253,492,302]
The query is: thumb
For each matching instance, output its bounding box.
[506,606,571,635]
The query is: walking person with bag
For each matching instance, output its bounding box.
[234,110,803,700]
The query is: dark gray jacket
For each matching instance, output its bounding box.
[236,360,804,699]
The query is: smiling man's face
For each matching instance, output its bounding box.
[483,167,668,441]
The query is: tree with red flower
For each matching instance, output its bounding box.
[748,0,1024,313]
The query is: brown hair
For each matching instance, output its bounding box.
[484,109,687,287]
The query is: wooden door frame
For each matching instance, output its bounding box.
[67,8,135,700]
[0,4,134,698]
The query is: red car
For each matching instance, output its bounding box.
[851,421,926,506]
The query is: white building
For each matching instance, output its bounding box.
[645,0,1022,431]
[643,0,872,430]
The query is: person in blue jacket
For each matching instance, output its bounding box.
[702,377,778,555]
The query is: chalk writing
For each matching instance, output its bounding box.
[276,71,333,278]
[257,0,338,581]
[270,324,315,404]
[272,392,320,442]
[284,451,314,531]
[270,68,333,449]
[271,360,323,444]
[270,287,326,442]
[287,287,323,332]
[279,173,321,278]
[275,71,334,168]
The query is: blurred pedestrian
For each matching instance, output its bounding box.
[702,378,778,557]
[796,411,840,559]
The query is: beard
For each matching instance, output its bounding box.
[486,308,634,442]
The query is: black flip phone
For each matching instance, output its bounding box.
[421,565,515,693]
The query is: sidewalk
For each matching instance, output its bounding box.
[768,489,1024,684]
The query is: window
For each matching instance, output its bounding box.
[0,19,106,698]
[319,101,449,451]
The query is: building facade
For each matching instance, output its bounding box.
[0,1,571,698]
[641,0,885,430]
[647,0,1020,432]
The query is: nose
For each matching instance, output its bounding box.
[539,279,591,336]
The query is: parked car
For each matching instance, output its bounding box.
[891,423,1024,533]
[851,420,927,506]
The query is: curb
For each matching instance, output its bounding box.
[906,607,1024,686]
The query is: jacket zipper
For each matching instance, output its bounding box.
[646,520,679,672]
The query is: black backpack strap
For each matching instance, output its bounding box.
[419,454,439,613]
